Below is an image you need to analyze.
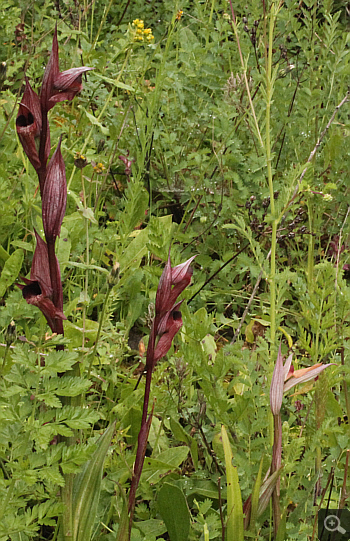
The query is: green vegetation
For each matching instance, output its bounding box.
[0,0,350,539]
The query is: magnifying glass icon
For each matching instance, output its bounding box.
[324,514,346,535]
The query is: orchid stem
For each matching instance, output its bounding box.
[46,238,63,336]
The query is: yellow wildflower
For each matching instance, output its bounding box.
[93,162,105,174]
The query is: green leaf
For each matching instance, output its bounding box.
[158,483,190,541]
[136,519,167,537]
[119,228,149,273]
[93,72,134,92]
[64,319,100,347]
[170,418,190,444]
[118,178,148,241]
[0,245,10,263]
[65,261,109,274]
[147,215,173,259]
[68,422,116,541]
[0,249,23,297]
[81,107,110,135]
[221,425,244,541]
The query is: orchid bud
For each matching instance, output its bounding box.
[41,26,60,112]
[270,345,284,415]
[31,230,53,297]
[155,255,172,314]
[42,138,67,242]
[168,255,196,307]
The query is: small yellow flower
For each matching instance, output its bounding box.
[93,162,105,174]
[130,19,154,44]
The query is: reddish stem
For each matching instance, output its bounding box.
[46,238,63,336]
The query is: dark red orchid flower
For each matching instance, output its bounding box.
[148,254,196,369]
[16,78,50,171]
[42,138,67,243]
[153,302,184,363]
[18,231,66,332]
[41,27,93,112]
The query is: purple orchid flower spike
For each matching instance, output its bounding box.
[151,254,196,370]
[15,26,93,344]
[42,137,67,243]
[128,253,195,526]
[269,346,335,536]
[41,26,93,112]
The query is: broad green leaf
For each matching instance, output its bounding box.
[0,249,23,297]
[136,519,167,537]
[221,425,244,541]
[11,240,33,251]
[170,418,190,444]
[64,318,100,347]
[69,422,116,541]
[154,446,189,467]
[119,228,149,273]
[182,478,222,500]
[158,483,190,541]
[57,227,71,271]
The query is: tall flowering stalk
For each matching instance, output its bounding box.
[269,345,334,536]
[127,253,195,530]
[16,27,92,337]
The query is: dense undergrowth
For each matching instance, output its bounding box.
[0,0,350,539]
